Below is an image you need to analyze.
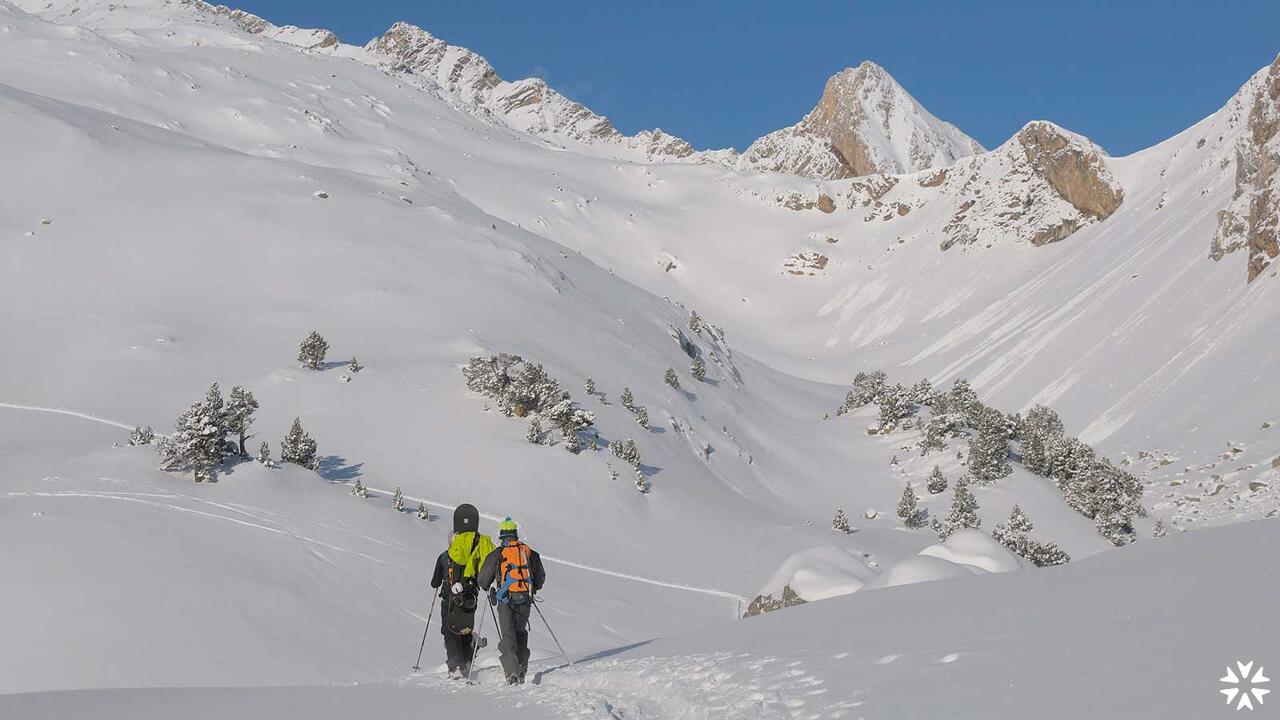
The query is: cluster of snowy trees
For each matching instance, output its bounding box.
[839,371,1143,546]
[463,353,596,448]
[991,505,1071,567]
[151,383,321,482]
[1017,405,1143,545]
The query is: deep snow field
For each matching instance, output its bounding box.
[1,0,1277,717]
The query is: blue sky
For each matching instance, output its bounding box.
[237,0,1279,155]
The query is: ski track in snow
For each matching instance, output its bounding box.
[0,401,748,616]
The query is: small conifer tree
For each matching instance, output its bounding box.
[350,478,368,498]
[620,387,635,410]
[664,367,680,389]
[584,377,596,395]
[832,507,853,534]
[897,483,925,528]
[927,465,947,494]
[392,486,404,512]
[298,331,330,370]
[416,501,429,520]
[688,310,702,333]
[281,418,318,468]
[256,441,272,466]
[635,406,649,427]
[526,417,543,444]
[128,426,155,446]
[690,356,706,382]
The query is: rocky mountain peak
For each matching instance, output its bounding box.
[738,62,983,180]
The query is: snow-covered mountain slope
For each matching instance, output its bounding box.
[5,496,1275,719]
[738,61,985,179]
[2,0,1279,715]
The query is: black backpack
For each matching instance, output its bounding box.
[444,535,480,633]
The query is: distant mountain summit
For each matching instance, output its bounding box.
[738,61,984,179]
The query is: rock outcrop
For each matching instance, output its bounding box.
[207,4,339,49]
[738,61,983,180]
[743,585,806,617]
[937,121,1123,249]
[1211,55,1280,283]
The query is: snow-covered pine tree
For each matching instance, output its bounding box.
[635,406,649,427]
[909,378,934,405]
[947,379,980,420]
[620,386,635,411]
[348,357,361,373]
[226,385,258,456]
[992,504,1032,548]
[128,426,155,446]
[584,377,596,396]
[688,310,702,333]
[927,465,948,494]
[1152,519,1167,537]
[280,417,318,468]
[350,478,368,498]
[938,476,980,540]
[506,361,565,417]
[158,386,230,481]
[463,353,520,401]
[610,438,641,468]
[635,469,650,494]
[256,441,272,466]
[832,507,852,534]
[1081,460,1143,546]
[609,467,619,483]
[690,356,706,382]
[541,399,595,436]
[992,506,1070,566]
[564,432,584,454]
[392,486,404,512]
[297,331,329,370]
[849,370,888,408]
[416,501,430,520]
[1020,405,1065,475]
[967,405,1012,484]
[897,483,926,528]
[664,367,680,389]
[877,383,913,430]
[526,417,543,444]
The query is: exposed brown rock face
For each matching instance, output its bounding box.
[738,62,983,180]
[1017,121,1124,238]
[931,121,1123,250]
[743,585,806,617]
[1211,55,1280,283]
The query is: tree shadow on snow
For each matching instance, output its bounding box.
[317,455,364,481]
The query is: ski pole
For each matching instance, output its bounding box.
[488,590,504,644]
[465,597,488,684]
[412,586,442,672]
[532,599,572,669]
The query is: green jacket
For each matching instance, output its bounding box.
[447,531,496,578]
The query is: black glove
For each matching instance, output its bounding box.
[487,588,497,607]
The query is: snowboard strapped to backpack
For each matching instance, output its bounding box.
[445,533,481,634]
